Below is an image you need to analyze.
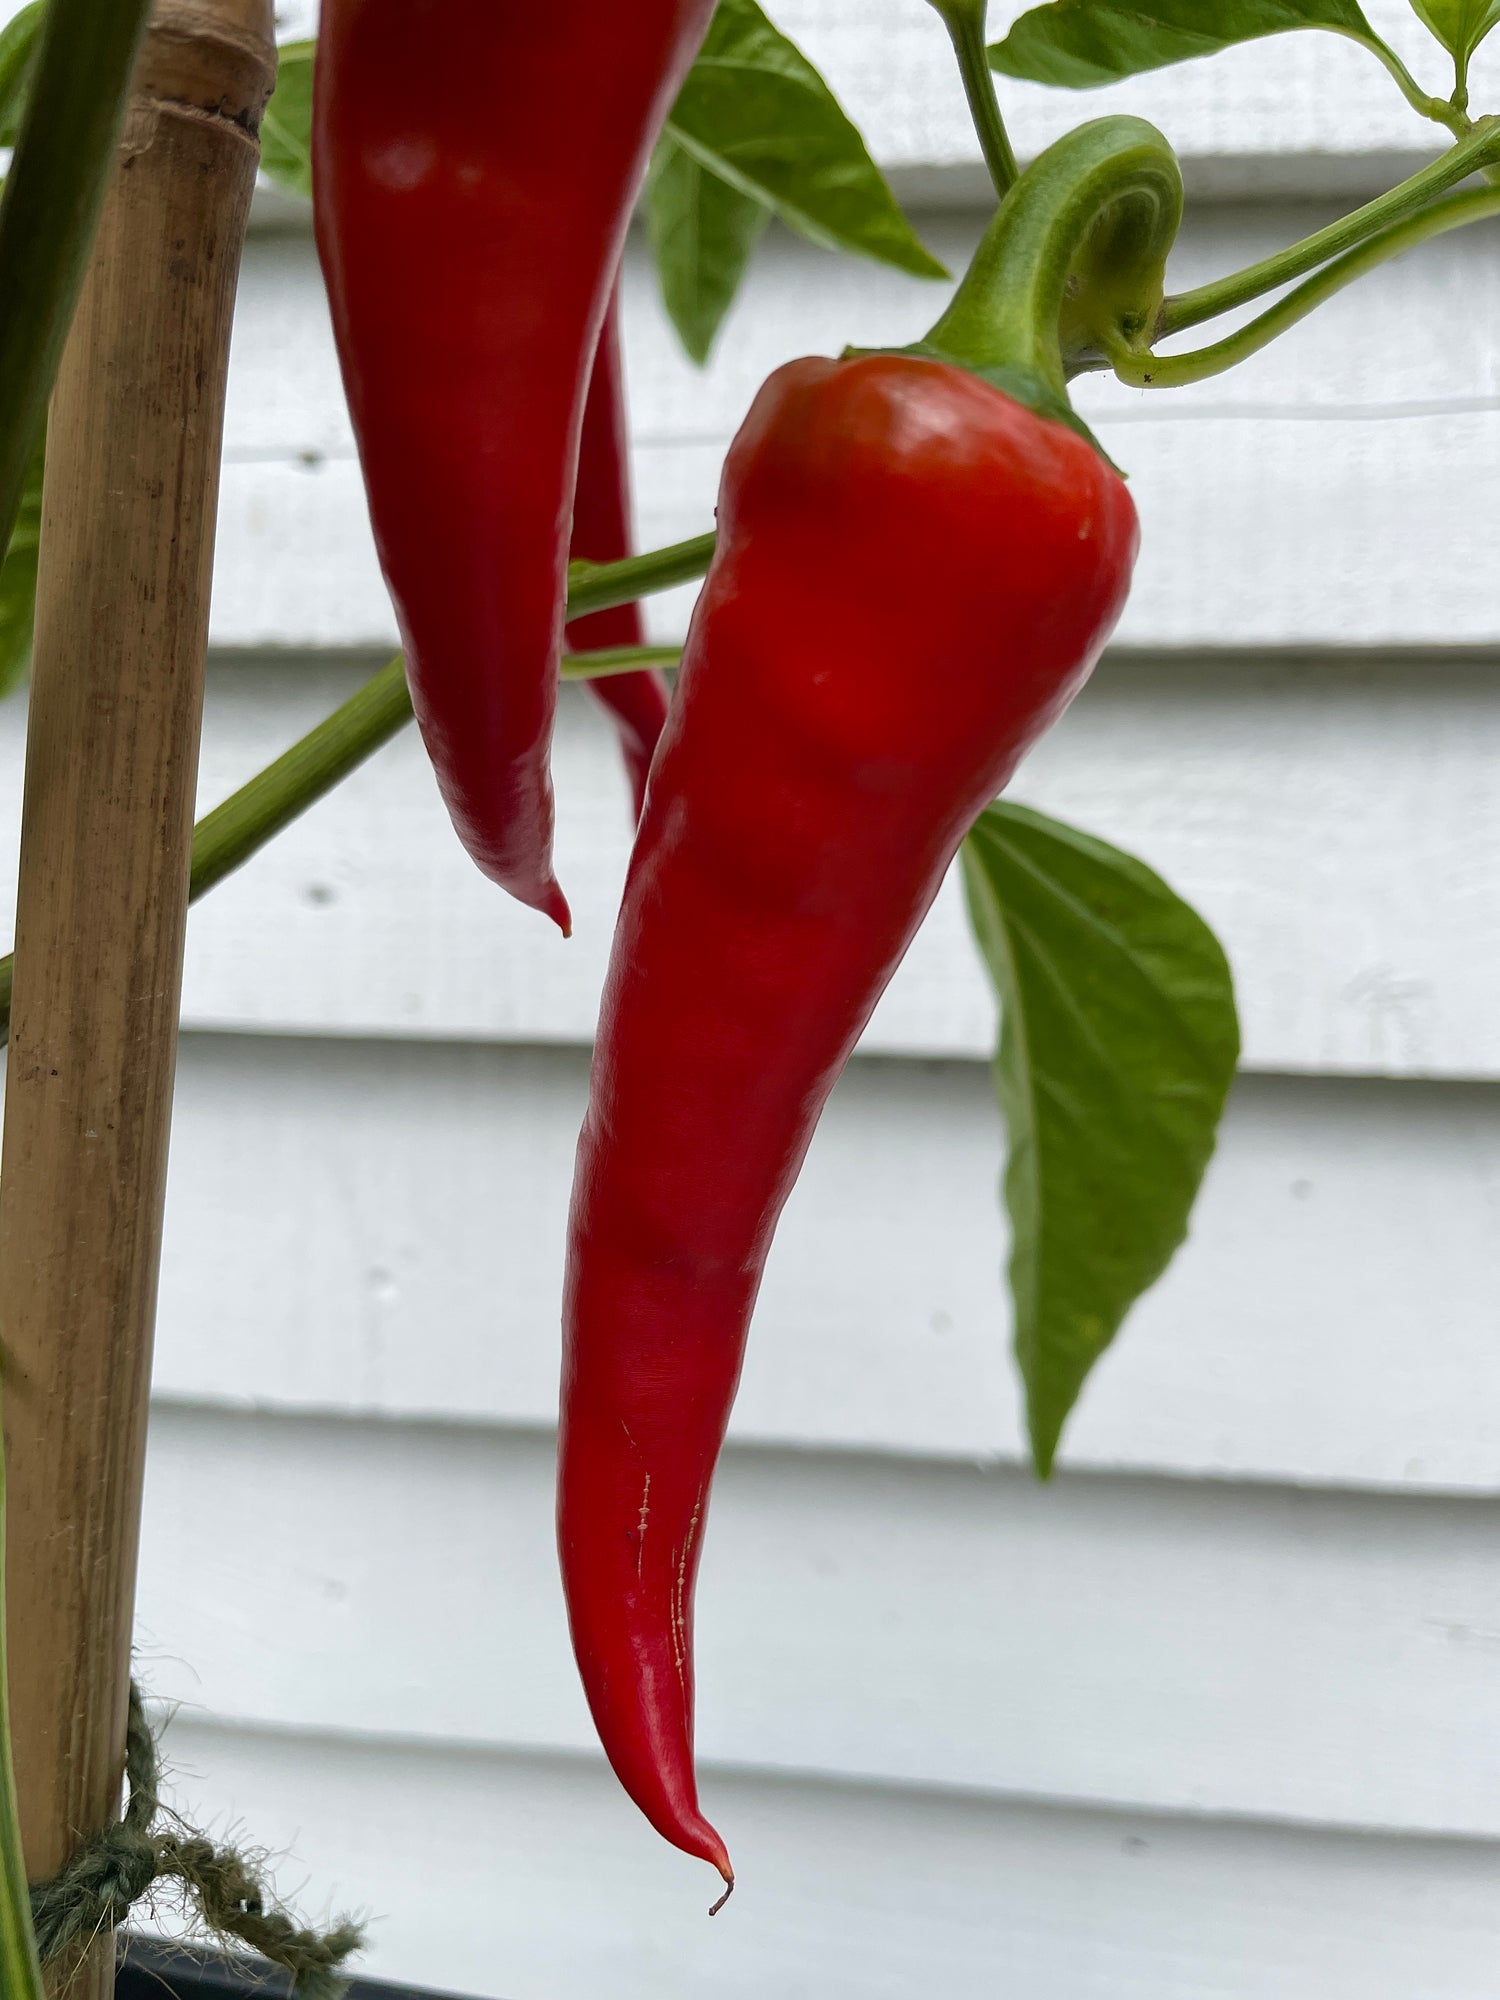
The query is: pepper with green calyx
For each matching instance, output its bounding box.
[557,118,1183,1901]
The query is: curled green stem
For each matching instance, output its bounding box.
[1161,117,1500,337]
[923,116,1183,403]
[1112,185,1500,388]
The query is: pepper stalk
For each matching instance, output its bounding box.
[907,116,1183,437]
[923,0,1020,200]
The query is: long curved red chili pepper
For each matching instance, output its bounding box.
[567,289,671,825]
[558,353,1140,1900]
[313,0,712,926]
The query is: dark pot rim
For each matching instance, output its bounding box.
[118,1935,470,2000]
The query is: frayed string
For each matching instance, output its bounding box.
[29,1683,364,1997]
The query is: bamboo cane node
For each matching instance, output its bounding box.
[28,1686,365,2000]
[135,5,276,141]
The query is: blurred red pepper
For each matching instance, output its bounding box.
[559,353,1140,1900]
[567,288,671,825]
[313,0,712,927]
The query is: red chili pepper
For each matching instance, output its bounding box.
[313,0,711,927]
[567,288,671,825]
[558,353,1140,1900]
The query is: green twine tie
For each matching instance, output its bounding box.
[29,1683,365,1998]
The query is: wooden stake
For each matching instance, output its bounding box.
[0,4,273,1993]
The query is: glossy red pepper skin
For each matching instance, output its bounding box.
[567,289,671,825]
[559,354,1139,1889]
[313,0,712,927]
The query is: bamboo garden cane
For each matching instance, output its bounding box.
[0,4,274,1993]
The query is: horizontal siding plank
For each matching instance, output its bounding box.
[0,656,1496,1072]
[631,411,1500,651]
[214,222,1500,652]
[209,411,1500,653]
[158,660,1500,1077]
[0,658,1490,1072]
[153,1035,1500,1494]
[143,1715,1500,2000]
[226,218,1500,459]
[136,1406,1500,1838]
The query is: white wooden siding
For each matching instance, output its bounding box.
[152,1035,1500,1495]
[137,1405,1500,1840]
[154,1717,1500,2000]
[5,652,1500,1077]
[181,651,1500,1078]
[214,214,1500,655]
[2,1,1496,1991]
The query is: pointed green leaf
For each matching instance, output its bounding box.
[0,3,44,147]
[260,38,315,201]
[646,137,770,364]
[961,801,1239,1476]
[1406,0,1500,61]
[666,0,946,278]
[0,0,153,585]
[990,0,1374,87]
[0,428,43,698]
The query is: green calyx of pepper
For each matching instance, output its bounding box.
[894,116,1183,455]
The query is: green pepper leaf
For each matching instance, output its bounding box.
[961,800,1239,1476]
[0,3,44,147]
[1406,0,1500,62]
[260,38,315,201]
[666,0,946,279]
[0,428,43,699]
[990,0,1375,87]
[646,136,771,364]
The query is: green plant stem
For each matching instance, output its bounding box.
[1110,185,1500,386]
[1160,117,1500,336]
[0,1481,44,2000]
[1345,27,1465,132]
[929,0,1019,197]
[189,655,415,901]
[0,0,153,558]
[191,642,684,897]
[567,530,716,613]
[923,116,1182,398]
[560,644,683,680]
[0,532,719,1045]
